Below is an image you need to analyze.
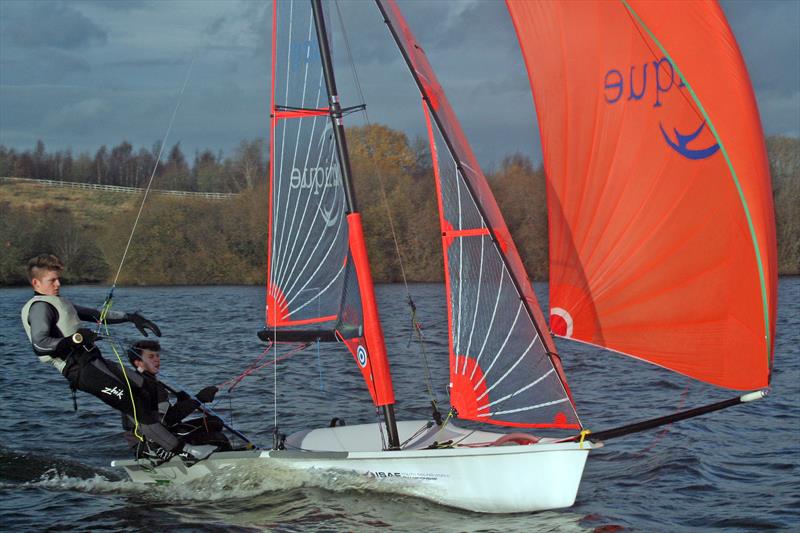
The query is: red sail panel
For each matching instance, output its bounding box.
[345,214,395,406]
[382,0,580,429]
[506,0,777,390]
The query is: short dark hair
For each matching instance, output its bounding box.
[129,339,162,365]
[27,254,64,281]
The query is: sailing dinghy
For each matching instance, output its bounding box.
[113,0,776,514]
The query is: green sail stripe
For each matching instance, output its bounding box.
[620,0,772,372]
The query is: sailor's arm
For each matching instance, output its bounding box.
[74,305,126,324]
[74,305,161,337]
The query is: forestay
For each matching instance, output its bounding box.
[507,0,777,390]
[378,0,581,429]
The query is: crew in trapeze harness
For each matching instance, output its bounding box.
[122,339,232,458]
[20,254,216,461]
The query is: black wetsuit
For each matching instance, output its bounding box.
[123,372,231,453]
[25,295,181,452]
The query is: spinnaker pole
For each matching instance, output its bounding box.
[571,390,767,443]
[311,0,400,449]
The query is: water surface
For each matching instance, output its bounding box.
[1,279,798,531]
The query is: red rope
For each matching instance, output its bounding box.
[217,342,311,392]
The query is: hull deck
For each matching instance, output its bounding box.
[112,420,593,513]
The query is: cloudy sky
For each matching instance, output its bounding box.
[1,0,798,170]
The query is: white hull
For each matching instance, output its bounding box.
[112,420,594,513]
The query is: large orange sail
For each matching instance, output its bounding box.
[506,0,777,390]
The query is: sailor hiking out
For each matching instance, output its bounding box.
[20,254,214,461]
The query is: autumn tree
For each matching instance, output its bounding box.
[767,135,800,274]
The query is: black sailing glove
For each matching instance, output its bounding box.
[127,311,161,337]
[195,386,218,404]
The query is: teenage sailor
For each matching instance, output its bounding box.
[123,340,231,457]
[20,254,214,461]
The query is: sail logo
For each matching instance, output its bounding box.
[288,122,343,227]
[357,345,368,368]
[604,57,719,160]
[658,121,719,160]
[289,163,342,227]
[289,164,340,196]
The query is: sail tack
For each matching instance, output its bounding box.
[378,0,581,429]
[507,0,777,390]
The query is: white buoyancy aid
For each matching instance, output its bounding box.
[21,294,82,373]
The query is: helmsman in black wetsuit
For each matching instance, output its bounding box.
[123,340,231,456]
[20,254,213,461]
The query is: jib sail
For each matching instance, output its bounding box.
[378,0,581,429]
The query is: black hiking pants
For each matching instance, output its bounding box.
[63,347,181,452]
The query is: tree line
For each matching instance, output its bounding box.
[0,129,797,286]
[0,139,267,193]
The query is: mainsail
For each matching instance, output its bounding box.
[269,0,394,406]
[378,0,581,429]
[506,0,777,390]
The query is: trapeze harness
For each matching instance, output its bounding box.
[21,294,82,373]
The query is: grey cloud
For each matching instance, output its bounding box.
[44,97,112,135]
[2,1,107,49]
[74,0,155,11]
[722,0,800,95]
[1,48,91,85]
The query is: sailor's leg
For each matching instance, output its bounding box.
[173,417,232,450]
[73,357,180,451]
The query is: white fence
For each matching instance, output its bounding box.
[0,176,237,200]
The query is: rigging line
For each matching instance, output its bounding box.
[107,54,196,292]
[217,341,273,391]
[333,0,411,292]
[410,305,439,405]
[334,0,440,417]
[101,326,144,442]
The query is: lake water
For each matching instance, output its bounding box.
[1,279,798,531]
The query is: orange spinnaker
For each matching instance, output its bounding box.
[506,0,777,390]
